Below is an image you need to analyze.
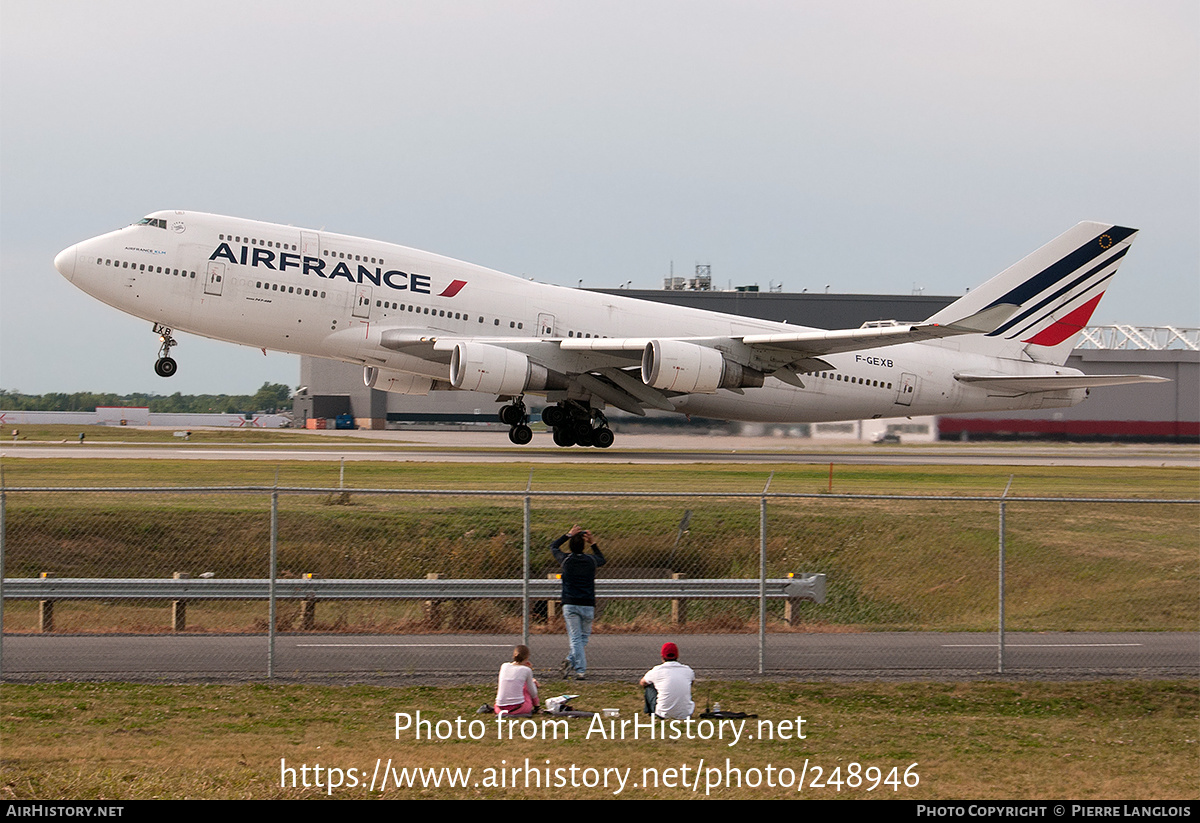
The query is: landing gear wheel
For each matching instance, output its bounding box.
[153,324,179,377]
[499,404,524,426]
[541,405,567,428]
[154,357,178,378]
[592,428,614,449]
[552,427,576,447]
[572,425,594,448]
[508,424,533,445]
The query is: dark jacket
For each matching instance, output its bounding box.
[550,534,607,606]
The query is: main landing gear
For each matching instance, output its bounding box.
[541,401,614,449]
[153,324,178,377]
[499,399,533,445]
[498,399,614,448]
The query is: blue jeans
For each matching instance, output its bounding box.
[644,684,658,715]
[562,604,594,675]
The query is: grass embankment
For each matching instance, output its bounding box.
[1,681,1195,799]
[2,462,1196,633]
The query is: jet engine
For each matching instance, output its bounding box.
[642,340,764,393]
[363,367,433,395]
[450,342,557,395]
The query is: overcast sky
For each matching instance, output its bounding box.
[2,0,1196,395]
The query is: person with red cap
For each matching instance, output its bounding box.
[639,641,695,719]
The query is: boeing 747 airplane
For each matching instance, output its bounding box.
[54,213,1165,447]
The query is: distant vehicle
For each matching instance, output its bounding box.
[874,432,901,444]
[55,213,1167,448]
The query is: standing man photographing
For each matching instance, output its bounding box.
[550,524,606,680]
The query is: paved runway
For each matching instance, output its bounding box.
[3,631,1195,682]
[3,432,1197,467]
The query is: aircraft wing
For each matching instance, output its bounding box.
[738,303,1017,357]
[553,303,1020,393]
[559,304,1017,362]
[368,304,1022,414]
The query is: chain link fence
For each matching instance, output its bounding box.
[1,484,1196,680]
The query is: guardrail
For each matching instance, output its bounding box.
[1,575,825,602]
[5,574,826,634]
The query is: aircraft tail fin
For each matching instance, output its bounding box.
[925,222,1137,364]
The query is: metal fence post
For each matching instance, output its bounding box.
[999,476,1013,674]
[759,473,773,675]
[1,474,6,679]
[269,487,278,679]
[523,492,531,649]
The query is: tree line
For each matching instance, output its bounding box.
[0,383,293,414]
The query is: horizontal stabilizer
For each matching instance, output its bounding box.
[954,373,1170,393]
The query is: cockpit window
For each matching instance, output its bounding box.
[136,217,167,229]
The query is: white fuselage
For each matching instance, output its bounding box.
[54,210,1086,423]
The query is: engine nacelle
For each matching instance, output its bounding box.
[450,342,551,395]
[642,340,764,393]
[363,366,433,395]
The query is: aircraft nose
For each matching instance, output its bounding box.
[54,244,78,281]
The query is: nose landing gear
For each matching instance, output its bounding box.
[153,324,178,377]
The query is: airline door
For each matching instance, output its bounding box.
[895,373,918,406]
[204,261,225,296]
[353,285,372,319]
[537,312,556,337]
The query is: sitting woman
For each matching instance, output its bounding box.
[494,644,540,716]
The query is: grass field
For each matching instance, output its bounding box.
[1,680,1195,800]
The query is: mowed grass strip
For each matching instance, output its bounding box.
[1,681,1195,799]
[2,423,368,445]
[2,455,1198,496]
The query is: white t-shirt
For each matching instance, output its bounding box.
[642,660,695,719]
[495,662,538,707]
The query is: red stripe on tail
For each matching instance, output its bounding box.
[1022,292,1104,347]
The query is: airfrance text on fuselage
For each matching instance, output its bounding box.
[209,243,436,294]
